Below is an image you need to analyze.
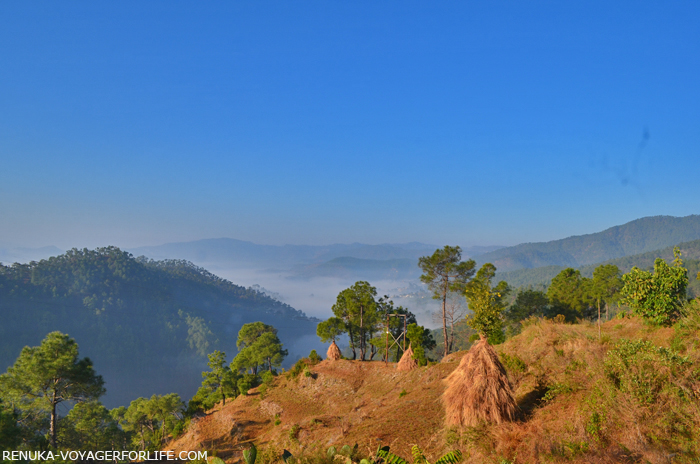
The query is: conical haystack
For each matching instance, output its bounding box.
[397,343,418,372]
[326,340,342,361]
[443,335,516,427]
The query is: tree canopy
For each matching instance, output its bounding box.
[620,247,688,326]
[0,331,105,448]
[418,246,476,356]
[464,263,510,344]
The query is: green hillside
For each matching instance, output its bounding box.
[478,215,700,272]
[0,247,320,407]
[497,239,700,297]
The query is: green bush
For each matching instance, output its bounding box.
[237,373,260,395]
[287,358,307,379]
[500,352,527,373]
[289,424,300,441]
[308,349,322,364]
[604,339,690,404]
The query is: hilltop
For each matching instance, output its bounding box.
[167,310,700,463]
[0,247,321,407]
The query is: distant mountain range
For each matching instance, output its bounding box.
[477,215,700,272]
[129,240,502,276]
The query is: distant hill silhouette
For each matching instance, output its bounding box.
[478,215,700,272]
[130,239,501,271]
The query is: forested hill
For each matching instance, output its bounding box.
[0,247,321,407]
[477,215,700,272]
[497,238,700,297]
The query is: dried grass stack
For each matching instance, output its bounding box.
[397,343,418,372]
[326,340,342,361]
[443,335,516,427]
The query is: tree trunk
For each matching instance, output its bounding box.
[50,393,57,448]
[359,305,365,361]
[348,326,356,360]
[597,299,601,340]
[448,319,454,353]
[442,290,448,357]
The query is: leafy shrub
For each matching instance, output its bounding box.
[500,353,527,373]
[620,249,688,326]
[237,373,260,395]
[289,424,300,441]
[243,444,257,464]
[261,370,276,385]
[308,349,322,364]
[542,382,573,402]
[604,338,690,404]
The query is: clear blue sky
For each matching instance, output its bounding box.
[1,2,699,249]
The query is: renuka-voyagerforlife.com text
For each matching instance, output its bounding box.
[2,450,208,461]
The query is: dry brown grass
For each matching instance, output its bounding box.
[396,343,418,372]
[326,341,341,361]
[167,313,700,464]
[443,336,516,428]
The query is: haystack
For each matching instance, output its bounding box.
[396,343,418,372]
[443,335,516,427]
[326,340,342,361]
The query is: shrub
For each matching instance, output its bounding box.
[237,373,260,395]
[308,349,322,364]
[499,352,527,373]
[289,424,300,441]
[604,338,690,404]
[620,249,688,326]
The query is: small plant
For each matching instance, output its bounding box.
[303,366,312,378]
[327,446,336,458]
[500,352,527,372]
[274,414,281,426]
[289,424,300,441]
[261,370,276,385]
[585,411,604,442]
[243,444,257,464]
[375,445,462,464]
[210,458,226,464]
[399,389,407,398]
[542,382,573,402]
[287,359,307,379]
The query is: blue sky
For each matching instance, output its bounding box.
[1,2,699,249]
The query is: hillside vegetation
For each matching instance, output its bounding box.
[498,239,700,297]
[0,247,319,407]
[479,215,700,272]
[168,306,700,464]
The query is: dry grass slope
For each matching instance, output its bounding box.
[167,303,700,464]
